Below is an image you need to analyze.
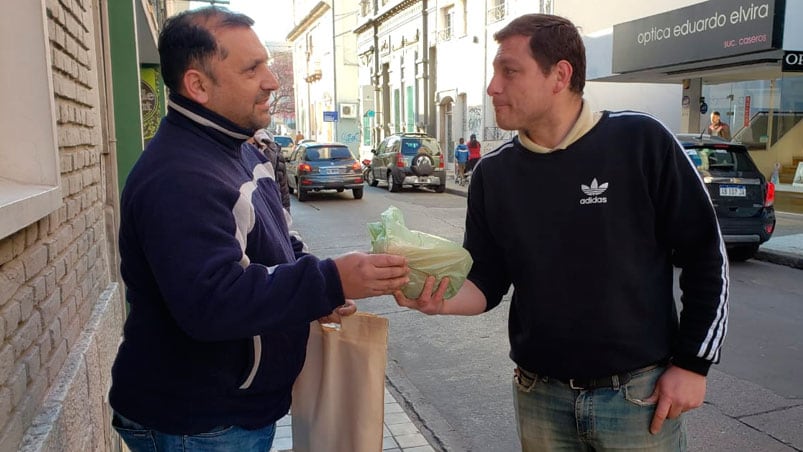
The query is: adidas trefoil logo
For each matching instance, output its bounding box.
[580,178,608,205]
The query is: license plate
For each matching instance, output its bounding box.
[320,167,340,175]
[719,185,746,197]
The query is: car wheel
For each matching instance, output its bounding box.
[366,169,378,187]
[727,244,759,261]
[433,183,446,193]
[352,187,364,199]
[297,188,309,202]
[388,173,402,192]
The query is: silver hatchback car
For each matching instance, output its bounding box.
[286,142,364,202]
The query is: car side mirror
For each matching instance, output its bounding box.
[371,149,377,154]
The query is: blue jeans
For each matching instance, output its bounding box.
[112,412,276,452]
[513,365,687,451]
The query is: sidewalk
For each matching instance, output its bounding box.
[270,387,435,452]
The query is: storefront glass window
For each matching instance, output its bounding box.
[776,74,803,146]
[703,80,777,150]
[704,73,803,177]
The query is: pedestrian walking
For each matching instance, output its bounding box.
[454,137,469,186]
[251,128,291,211]
[466,133,481,172]
[109,7,409,451]
[395,13,728,451]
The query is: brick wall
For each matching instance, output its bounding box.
[0,0,123,450]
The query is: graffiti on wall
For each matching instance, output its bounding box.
[467,105,482,137]
[337,119,361,157]
[140,68,162,145]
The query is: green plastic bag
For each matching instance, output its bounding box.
[368,206,472,299]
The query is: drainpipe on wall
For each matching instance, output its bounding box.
[331,2,338,142]
[482,0,488,141]
[422,0,429,134]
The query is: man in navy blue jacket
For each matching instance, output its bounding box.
[110,7,409,451]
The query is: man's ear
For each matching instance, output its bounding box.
[552,60,574,94]
[181,69,211,104]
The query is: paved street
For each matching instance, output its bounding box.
[285,178,803,452]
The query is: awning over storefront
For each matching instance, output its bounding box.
[585,0,803,84]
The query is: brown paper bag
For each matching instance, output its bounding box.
[291,312,389,452]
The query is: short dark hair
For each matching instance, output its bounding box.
[494,14,586,95]
[158,6,254,92]
[712,111,721,116]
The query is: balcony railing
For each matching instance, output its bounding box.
[437,28,452,42]
[487,3,506,24]
[484,126,515,141]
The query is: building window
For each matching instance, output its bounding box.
[488,0,506,24]
[360,0,371,17]
[540,0,554,14]
[439,6,454,42]
[406,86,415,132]
[0,1,61,239]
[394,89,401,133]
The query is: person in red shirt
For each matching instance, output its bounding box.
[467,133,481,172]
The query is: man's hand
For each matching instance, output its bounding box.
[394,275,450,315]
[333,252,409,299]
[645,365,706,434]
[318,299,357,324]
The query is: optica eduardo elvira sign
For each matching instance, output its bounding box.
[612,0,785,73]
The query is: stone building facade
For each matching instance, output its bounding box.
[0,0,125,450]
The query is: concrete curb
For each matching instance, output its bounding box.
[444,187,467,198]
[754,249,803,269]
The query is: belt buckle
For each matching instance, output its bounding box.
[568,378,585,390]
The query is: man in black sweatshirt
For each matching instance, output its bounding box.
[395,14,728,451]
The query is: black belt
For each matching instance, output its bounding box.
[517,363,662,390]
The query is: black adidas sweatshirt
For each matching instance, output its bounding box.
[465,110,728,380]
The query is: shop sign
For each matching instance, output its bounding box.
[323,111,339,122]
[612,0,784,73]
[744,96,751,127]
[782,51,803,72]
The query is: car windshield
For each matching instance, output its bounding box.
[684,146,758,176]
[305,146,353,161]
[401,138,441,156]
[274,136,293,147]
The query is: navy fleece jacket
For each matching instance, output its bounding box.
[110,93,345,434]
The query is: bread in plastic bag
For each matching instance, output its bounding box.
[368,206,472,299]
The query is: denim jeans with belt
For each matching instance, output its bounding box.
[513,365,687,451]
[112,412,276,452]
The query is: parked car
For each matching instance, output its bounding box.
[366,132,446,193]
[286,142,364,201]
[272,135,295,158]
[676,133,775,261]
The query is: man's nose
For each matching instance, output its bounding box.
[263,67,279,91]
[486,75,499,96]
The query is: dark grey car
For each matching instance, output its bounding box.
[366,133,446,193]
[677,134,776,261]
[286,142,364,202]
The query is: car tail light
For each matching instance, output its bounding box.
[764,181,775,207]
[351,161,361,171]
[298,163,311,173]
[438,156,444,169]
[396,152,405,168]
[765,223,775,234]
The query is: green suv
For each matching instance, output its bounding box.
[366,132,446,193]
